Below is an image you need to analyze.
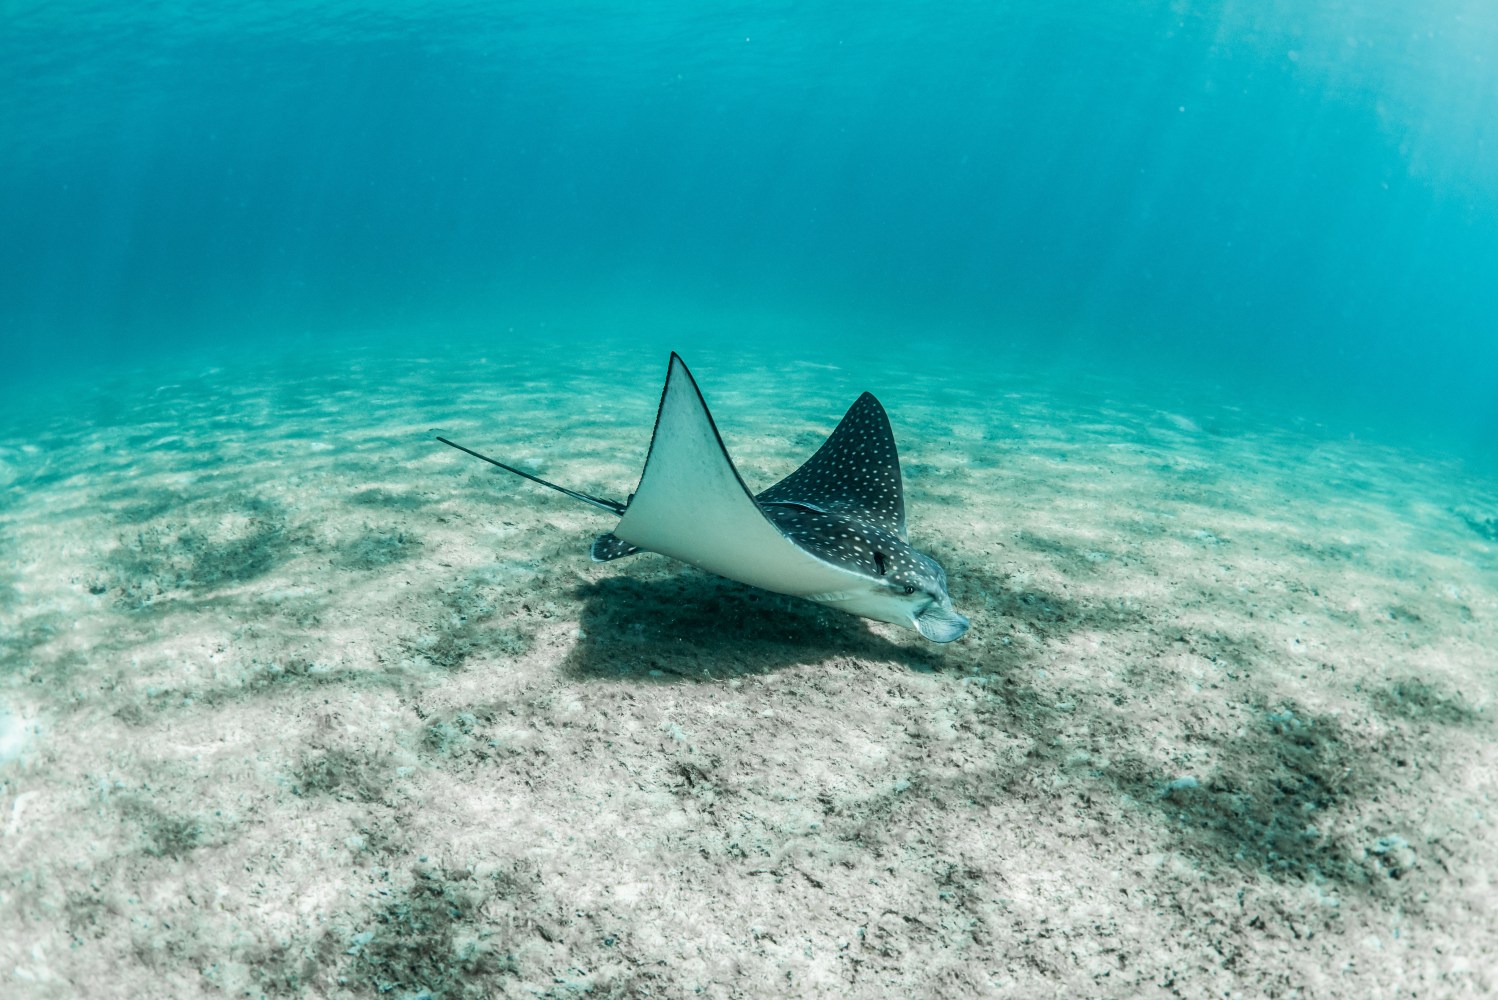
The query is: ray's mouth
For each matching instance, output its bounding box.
[914,605,970,643]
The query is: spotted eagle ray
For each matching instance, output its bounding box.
[437,353,969,642]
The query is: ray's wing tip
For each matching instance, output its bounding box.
[666,351,694,382]
[846,390,889,422]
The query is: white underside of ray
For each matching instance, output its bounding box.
[612,356,867,599]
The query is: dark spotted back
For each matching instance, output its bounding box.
[756,392,906,541]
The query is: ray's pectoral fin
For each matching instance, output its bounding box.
[756,390,908,540]
[610,353,862,598]
[590,532,641,562]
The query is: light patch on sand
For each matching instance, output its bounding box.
[0,702,36,768]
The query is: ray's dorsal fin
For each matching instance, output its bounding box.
[435,436,625,515]
[756,391,907,540]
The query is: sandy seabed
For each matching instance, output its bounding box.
[1,337,1495,998]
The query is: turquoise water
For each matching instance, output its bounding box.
[3,1,1497,458]
[4,9,1498,989]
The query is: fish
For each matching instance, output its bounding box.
[437,353,969,642]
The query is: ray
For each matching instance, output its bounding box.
[437,353,968,642]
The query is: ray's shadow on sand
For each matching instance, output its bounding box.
[559,573,945,680]
[552,566,1451,887]
[554,559,1137,683]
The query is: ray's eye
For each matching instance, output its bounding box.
[902,585,916,595]
[874,551,887,575]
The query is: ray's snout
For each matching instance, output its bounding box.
[914,603,970,643]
